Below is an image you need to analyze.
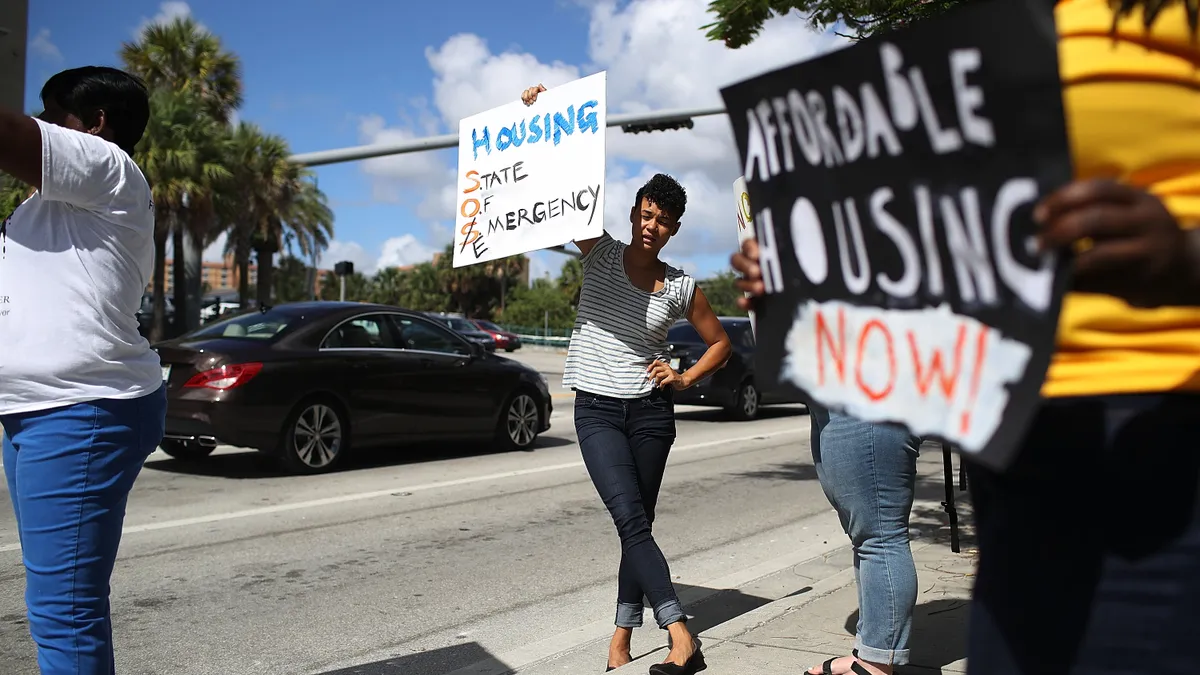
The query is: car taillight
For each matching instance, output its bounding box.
[183,363,263,390]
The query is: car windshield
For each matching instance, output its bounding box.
[475,320,502,332]
[185,308,296,340]
[667,323,702,344]
[446,318,476,332]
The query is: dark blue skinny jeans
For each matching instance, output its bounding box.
[574,388,687,630]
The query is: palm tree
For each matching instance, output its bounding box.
[557,257,584,309]
[120,16,243,124]
[219,123,334,307]
[122,16,243,331]
[369,267,406,305]
[134,88,231,341]
[0,174,32,217]
[219,123,282,307]
[253,166,334,307]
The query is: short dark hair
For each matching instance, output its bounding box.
[634,173,687,222]
[40,66,150,154]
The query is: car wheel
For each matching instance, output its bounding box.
[726,379,761,421]
[159,439,215,461]
[498,389,541,451]
[279,399,348,474]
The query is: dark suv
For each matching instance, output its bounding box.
[668,316,804,420]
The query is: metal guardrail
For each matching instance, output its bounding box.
[513,333,571,347]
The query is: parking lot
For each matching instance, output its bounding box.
[0,350,837,675]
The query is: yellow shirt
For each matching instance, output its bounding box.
[1044,0,1200,398]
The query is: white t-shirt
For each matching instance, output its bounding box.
[0,118,162,416]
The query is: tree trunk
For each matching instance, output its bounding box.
[236,240,251,308]
[171,218,187,337]
[184,226,203,331]
[150,218,169,343]
[255,245,275,307]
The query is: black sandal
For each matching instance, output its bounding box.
[815,655,873,675]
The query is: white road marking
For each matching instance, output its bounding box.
[0,428,805,553]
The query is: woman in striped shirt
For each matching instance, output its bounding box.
[521,83,733,675]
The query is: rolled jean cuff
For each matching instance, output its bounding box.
[615,602,644,628]
[652,598,687,629]
[854,638,910,666]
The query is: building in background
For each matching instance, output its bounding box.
[152,254,258,295]
[0,0,27,112]
[151,254,334,299]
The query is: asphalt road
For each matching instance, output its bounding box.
[0,351,841,675]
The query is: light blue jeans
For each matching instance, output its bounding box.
[809,404,920,666]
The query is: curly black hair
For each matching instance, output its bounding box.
[634,173,687,222]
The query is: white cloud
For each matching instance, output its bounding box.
[376,234,437,270]
[357,114,451,203]
[315,235,438,276]
[29,29,62,62]
[355,0,844,278]
[134,1,196,37]
[426,34,582,126]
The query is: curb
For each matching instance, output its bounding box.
[605,550,858,674]
[701,566,857,642]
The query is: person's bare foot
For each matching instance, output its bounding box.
[662,623,696,666]
[806,654,892,675]
[607,628,633,669]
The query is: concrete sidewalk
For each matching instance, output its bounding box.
[613,449,977,675]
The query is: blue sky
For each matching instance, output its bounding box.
[24,0,840,282]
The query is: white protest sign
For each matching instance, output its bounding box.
[733,176,757,335]
[733,176,755,247]
[453,71,607,267]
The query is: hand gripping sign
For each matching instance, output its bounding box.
[719,0,1074,471]
[453,72,607,267]
[733,176,758,335]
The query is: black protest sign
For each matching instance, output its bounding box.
[719,0,1072,471]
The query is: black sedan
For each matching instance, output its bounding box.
[425,313,498,353]
[669,316,805,420]
[153,302,553,474]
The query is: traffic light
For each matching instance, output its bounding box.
[620,118,695,134]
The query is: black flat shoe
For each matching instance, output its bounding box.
[647,641,705,675]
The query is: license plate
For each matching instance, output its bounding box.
[161,365,171,382]
[670,358,681,371]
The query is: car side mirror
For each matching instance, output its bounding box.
[468,341,485,358]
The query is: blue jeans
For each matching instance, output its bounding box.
[574,388,687,630]
[965,393,1200,675]
[809,404,920,666]
[2,386,166,675]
